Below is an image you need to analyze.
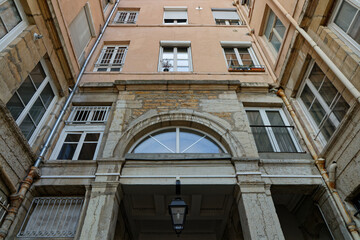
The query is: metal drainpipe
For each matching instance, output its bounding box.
[277,89,360,240]
[0,1,120,238]
[271,0,360,104]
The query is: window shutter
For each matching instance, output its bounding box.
[164,10,187,19]
[69,8,91,59]
[212,11,239,20]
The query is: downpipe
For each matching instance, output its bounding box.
[277,89,360,240]
[0,1,120,238]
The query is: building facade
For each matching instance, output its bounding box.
[0,0,359,239]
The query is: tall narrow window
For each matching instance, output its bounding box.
[113,11,138,24]
[94,45,128,72]
[0,0,27,51]
[298,63,350,142]
[159,41,192,72]
[330,0,360,54]
[6,60,57,143]
[263,9,286,53]
[51,106,110,160]
[69,4,95,65]
[212,9,242,25]
[246,109,302,153]
[163,7,187,24]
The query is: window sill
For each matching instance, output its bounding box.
[125,153,231,160]
[259,152,312,159]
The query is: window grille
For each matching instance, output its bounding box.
[17,197,84,238]
[94,46,127,72]
[114,11,138,24]
[0,191,9,225]
[67,106,111,124]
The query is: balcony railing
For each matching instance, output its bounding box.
[228,65,265,72]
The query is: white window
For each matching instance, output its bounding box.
[330,0,360,55]
[113,11,138,24]
[0,0,28,51]
[130,127,226,154]
[246,108,302,153]
[163,7,187,24]
[6,60,57,144]
[263,9,286,53]
[51,106,109,160]
[0,189,9,225]
[17,197,84,238]
[159,41,192,72]
[94,45,128,72]
[221,41,264,71]
[298,62,350,143]
[69,4,95,65]
[212,8,242,25]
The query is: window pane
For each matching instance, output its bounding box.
[238,48,254,66]
[133,130,176,153]
[17,77,36,105]
[264,11,275,38]
[300,85,315,109]
[246,111,273,152]
[309,99,326,127]
[78,143,97,160]
[177,66,189,72]
[30,63,46,88]
[320,117,336,141]
[224,48,239,66]
[177,60,189,67]
[270,34,281,52]
[57,143,78,159]
[309,64,325,90]
[29,98,45,125]
[84,133,100,141]
[348,12,360,44]
[6,93,24,120]
[40,83,55,108]
[274,18,285,38]
[0,18,7,38]
[332,95,349,121]
[64,134,81,142]
[180,129,222,153]
[69,7,91,59]
[177,48,188,59]
[162,48,174,59]
[266,111,297,152]
[334,1,357,32]
[0,0,21,32]
[19,115,36,140]
[318,77,338,106]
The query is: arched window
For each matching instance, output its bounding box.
[130,127,226,154]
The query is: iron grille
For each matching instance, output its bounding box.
[67,106,111,124]
[17,197,84,238]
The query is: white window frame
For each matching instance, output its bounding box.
[113,11,139,24]
[129,126,227,154]
[158,41,192,72]
[297,61,350,144]
[0,0,28,52]
[163,7,188,24]
[6,59,58,145]
[329,0,360,55]
[51,125,104,160]
[212,8,242,25]
[263,9,285,54]
[94,45,128,72]
[221,41,262,70]
[246,108,303,153]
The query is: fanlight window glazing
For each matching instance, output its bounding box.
[131,127,225,154]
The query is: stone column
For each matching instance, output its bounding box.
[236,183,285,240]
[78,182,121,240]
